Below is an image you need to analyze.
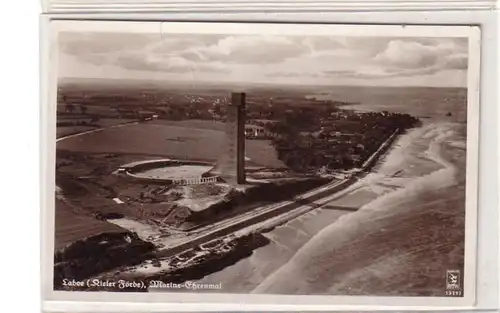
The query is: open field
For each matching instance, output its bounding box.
[56,118,137,139]
[150,119,226,131]
[57,121,285,168]
[54,199,126,251]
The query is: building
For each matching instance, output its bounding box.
[244,125,267,139]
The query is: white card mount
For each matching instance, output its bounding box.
[43,0,498,14]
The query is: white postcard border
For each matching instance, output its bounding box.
[41,20,482,311]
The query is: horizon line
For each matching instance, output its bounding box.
[58,76,468,89]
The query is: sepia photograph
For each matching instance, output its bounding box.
[46,21,480,303]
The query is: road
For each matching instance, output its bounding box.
[154,175,359,258]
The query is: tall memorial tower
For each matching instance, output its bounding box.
[214,92,246,185]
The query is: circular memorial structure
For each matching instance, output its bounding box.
[117,159,220,185]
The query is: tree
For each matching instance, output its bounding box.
[80,105,88,115]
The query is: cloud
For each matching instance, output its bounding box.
[150,34,222,53]
[374,40,440,69]
[321,38,469,80]
[117,52,229,74]
[193,36,310,64]
[323,45,468,80]
[374,38,467,68]
[59,32,160,55]
[301,36,345,52]
[59,32,230,75]
[58,31,469,87]
[442,53,468,70]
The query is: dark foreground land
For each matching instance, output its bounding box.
[54,83,420,290]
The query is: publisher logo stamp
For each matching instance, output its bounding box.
[445,269,462,296]
[446,269,460,290]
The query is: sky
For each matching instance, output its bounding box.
[58,32,468,88]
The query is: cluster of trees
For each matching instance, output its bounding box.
[53,232,155,290]
[270,110,420,172]
[56,118,98,127]
[63,103,88,115]
[244,100,340,122]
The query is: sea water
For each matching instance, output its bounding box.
[194,88,468,296]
